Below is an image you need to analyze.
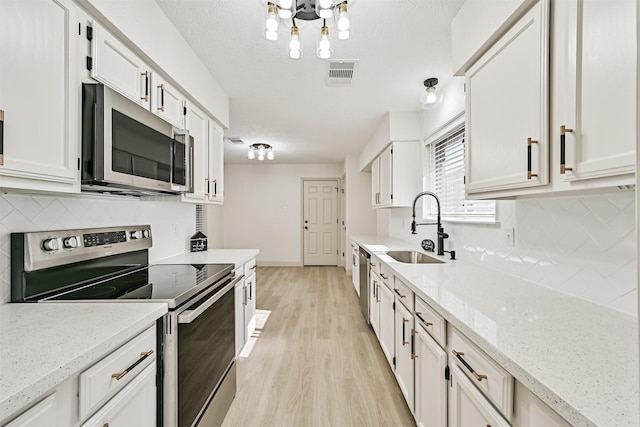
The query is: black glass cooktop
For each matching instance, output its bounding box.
[44,263,233,308]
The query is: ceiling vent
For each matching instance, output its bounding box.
[224,136,244,145]
[327,60,358,86]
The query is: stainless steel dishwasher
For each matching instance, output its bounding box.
[358,247,371,322]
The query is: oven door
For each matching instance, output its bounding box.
[165,275,241,427]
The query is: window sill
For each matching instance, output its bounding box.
[421,216,498,225]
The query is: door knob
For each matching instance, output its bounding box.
[304,226,308,230]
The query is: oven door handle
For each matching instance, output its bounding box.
[177,276,242,324]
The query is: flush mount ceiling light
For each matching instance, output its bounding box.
[264,0,352,60]
[420,77,444,109]
[247,144,275,161]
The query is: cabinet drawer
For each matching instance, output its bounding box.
[448,327,513,421]
[392,277,413,312]
[79,326,156,421]
[414,296,445,347]
[243,258,256,276]
[369,256,381,276]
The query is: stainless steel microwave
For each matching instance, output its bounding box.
[81,83,193,196]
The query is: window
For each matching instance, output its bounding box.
[423,123,495,222]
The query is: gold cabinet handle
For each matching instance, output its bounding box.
[380,273,388,280]
[527,137,538,180]
[394,288,406,299]
[560,125,574,174]
[452,349,487,381]
[111,350,154,380]
[157,84,165,111]
[141,72,149,102]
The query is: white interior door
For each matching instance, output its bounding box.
[303,179,338,266]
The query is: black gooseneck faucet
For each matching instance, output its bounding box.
[411,191,450,257]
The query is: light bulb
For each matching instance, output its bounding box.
[278,8,292,19]
[289,26,301,52]
[247,148,255,160]
[338,30,349,40]
[318,0,333,8]
[289,49,301,59]
[426,88,437,104]
[265,30,278,41]
[318,49,332,59]
[258,145,266,157]
[319,35,330,51]
[279,0,293,8]
[267,148,275,160]
[265,3,279,32]
[319,8,333,18]
[337,2,349,31]
[258,153,265,161]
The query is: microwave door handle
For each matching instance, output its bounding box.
[177,277,241,324]
[188,140,194,192]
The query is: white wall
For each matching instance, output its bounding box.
[223,163,343,265]
[344,154,377,273]
[0,193,195,304]
[376,77,637,316]
[205,204,224,249]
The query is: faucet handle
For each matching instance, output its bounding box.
[444,250,456,260]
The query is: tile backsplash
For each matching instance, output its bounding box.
[0,193,195,304]
[384,192,637,316]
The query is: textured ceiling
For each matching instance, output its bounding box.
[154,0,465,164]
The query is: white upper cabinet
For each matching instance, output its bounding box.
[183,102,209,202]
[207,122,224,203]
[0,0,81,193]
[91,23,152,110]
[150,73,185,129]
[465,0,550,196]
[552,0,636,186]
[371,142,422,208]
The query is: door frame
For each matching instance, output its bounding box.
[300,178,341,266]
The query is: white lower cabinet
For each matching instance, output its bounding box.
[377,279,395,369]
[369,268,380,337]
[448,364,510,427]
[512,381,571,427]
[235,258,257,356]
[4,394,58,427]
[414,322,447,427]
[394,301,415,413]
[81,363,156,427]
[351,244,359,294]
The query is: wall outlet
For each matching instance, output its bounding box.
[503,227,515,247]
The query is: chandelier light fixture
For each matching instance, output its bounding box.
[264,0,351,60]
[420,77,444,109]
[247,144,275,161]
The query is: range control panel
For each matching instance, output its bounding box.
[14,225,153,272]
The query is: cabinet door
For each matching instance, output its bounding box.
[235,281,246,357]
[150,74,185,128]
[371,156,381,206]
[207,122,224,203]
[414,323,447,427]
[449,364,510,427]
[378,145,393,206]
[5,394,57,427]
[0,0,80,191]
[512,381,571,427]
[563,0,636,181]
[378,282,395,368]
[465,0,549,196]
[183,102,209,202]
[91,23,151,109]
[81,363,156,427]
[394,302,414,413]
[369,269,380,337]
[245,272,257,337]
[351,246,359,293]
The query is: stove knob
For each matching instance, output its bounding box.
[130,230,143,240]
[142,230,150,238]
[62,236,79,249]
[42,238,59,252]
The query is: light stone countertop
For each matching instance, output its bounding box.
[156,248,259,268]
[0,302,167,423]
[352,235,638,427]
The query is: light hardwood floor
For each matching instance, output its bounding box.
[222,266,415,427]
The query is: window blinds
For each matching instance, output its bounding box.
[425,126,495,219]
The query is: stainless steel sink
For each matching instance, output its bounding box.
[386,250,444,264]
